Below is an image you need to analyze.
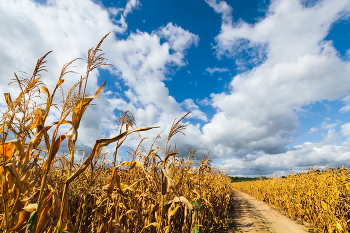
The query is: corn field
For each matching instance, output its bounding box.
[0,34,234,233]
[232,167,350,233]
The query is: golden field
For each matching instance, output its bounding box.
[2,32,350,233]
[232,167,350,233]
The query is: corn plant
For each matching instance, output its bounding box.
[0,34,235,233]
[232,167,350,233]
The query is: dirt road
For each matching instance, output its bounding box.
[231,190,310,233]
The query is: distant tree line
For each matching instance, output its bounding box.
[230,176,267,182]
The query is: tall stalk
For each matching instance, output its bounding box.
[56,33,111,232]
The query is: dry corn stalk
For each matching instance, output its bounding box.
[0,34,235,233]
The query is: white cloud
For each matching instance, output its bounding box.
[104,24,200,116]
[341,122,350,137]
[123,0,141,17]
[321,118,339,130]
[97,22,204,152]
[108,7,122,16]
[309,127,318,133]
[4,0,350,176]
[339,106,350,113]
[223,140,350,176]
[206,67,230,75]
[157,23,200,52]
[322,128,340,144]
[181,99,208,122]
[196,97,211,106]
[204,0,232,24]
[0,0,205,161]
[0,0,126,148]
[340,94,350,112]
[210,0,350,64]
[202,0,350,160]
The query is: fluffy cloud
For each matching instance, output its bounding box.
[0,0,125,149]
[0,0,205,161]
[341,122,350,137]
[83,4,202,158]
[104,23,203,133]
[3,0,350,176]
[201,0,350,172]
[222,141,350,176]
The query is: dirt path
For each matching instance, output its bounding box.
[231,190,309,233]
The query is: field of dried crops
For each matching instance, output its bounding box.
[232,167,350,233]
[0,34,234,232]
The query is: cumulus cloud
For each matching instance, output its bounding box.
[4,0,350,176]
[322,128,341,144]
[341,122,350,137]
[0,0,126,148]
[0,0,205,162]
[104,23,201,119]
[102,23,206,152]
[202,0,350,171]
[222,141,350,176]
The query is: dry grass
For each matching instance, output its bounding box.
[232,167,350,233]
[0,34,234,233]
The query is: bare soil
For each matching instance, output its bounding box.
[231,190,310,233]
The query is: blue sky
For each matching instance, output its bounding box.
[2,0,350,176]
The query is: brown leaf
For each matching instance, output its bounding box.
[50,135,67,161]
[4,93,14,110]
[24,78,41,94]
[9,210,30,232]
[65,126,158,184]
[5,163,21,192]
[94,81,106,96]
[72,82,106,129]
[1,171,8,200]
[56,79,64,88]
[106,167,118,193]
[35,192,53,232]
[0,142,16,162]
[41,86,50,96]
[24,121,57,163]
[72,97,94,129]
[51,191,61,219]
[28,108,44,131]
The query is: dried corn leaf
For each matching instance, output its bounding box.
[171,196,193,210]
[9,210,30,232]
[23,204,38,213]
[35,192,53,232]
[0,142,16,162]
